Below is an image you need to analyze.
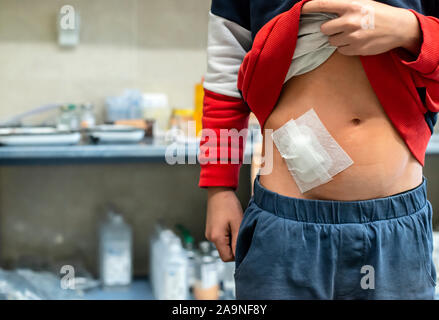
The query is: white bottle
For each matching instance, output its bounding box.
[211,245,225,286]
[99,211,133,287]
[80,102,96,128]
[161,237,188,300]
[193,241,220,300]
[185,241,197,291]
[151,229,175,299]
[149,224,161,296]
[222,262,236,300]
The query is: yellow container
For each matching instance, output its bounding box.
[194,81,204,135]
[171,108,195,138]
[173,108,194,118]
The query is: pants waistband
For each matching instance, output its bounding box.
[252,175,428,224]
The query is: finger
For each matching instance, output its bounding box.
[213,231,234,262]
[320,17,349,36]
[328,32,350,47]
[230,219,242,257]
[302,0,350,15]
[337,44,356,56]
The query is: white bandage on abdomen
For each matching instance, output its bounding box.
[271,109,354,193]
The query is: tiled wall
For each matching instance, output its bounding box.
[0,0,209,122]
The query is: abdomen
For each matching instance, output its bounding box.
[259,51,422,201]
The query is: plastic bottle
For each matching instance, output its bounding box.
[99,211,133,287]
[222,262,236,300]
[156,230,175,299]
[142,93,171,140]
[57,104,80,131]
[150,225,191,300]
[210,244,226,297]
[166,113,180,145]
[161,237,188,300]
[151,228,175,299]
[175,224,196,291]
[185,242,197,293]
[193,241,220,300]
[80,102,96,128]
[149,223,163,297]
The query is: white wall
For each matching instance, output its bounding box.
[0,0,210,121]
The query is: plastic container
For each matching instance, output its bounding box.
[80,102,96,128]
[105,90,144,123]
[151,229,175,299]
[57,104,80,131]
[150,226,189,300]
[194,80,204,136]
[99,211,133,287]
[210,244,226,295]
[161,237,189,300]
[193,241,220,300]
[222,262,236,300]
[166,108,197,144]
[142,93,171,140]
[176,224,197,291]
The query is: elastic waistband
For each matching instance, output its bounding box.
[252,175,428,224]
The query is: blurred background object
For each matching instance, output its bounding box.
[99,208,133,287]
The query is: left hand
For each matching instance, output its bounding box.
[302,0,422,56]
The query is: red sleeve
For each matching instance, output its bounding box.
[198,89,251,189]
[391,10,439,112]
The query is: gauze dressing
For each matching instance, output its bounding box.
[271,109,354,193]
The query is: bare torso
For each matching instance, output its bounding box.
[259,51,422,201]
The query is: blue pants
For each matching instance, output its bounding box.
[234,176,437,299]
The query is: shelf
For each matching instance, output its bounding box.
[0,137,254,165]
[83,278,155,300]
[0,134,437,165]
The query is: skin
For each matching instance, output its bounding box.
[205,0,423,262]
